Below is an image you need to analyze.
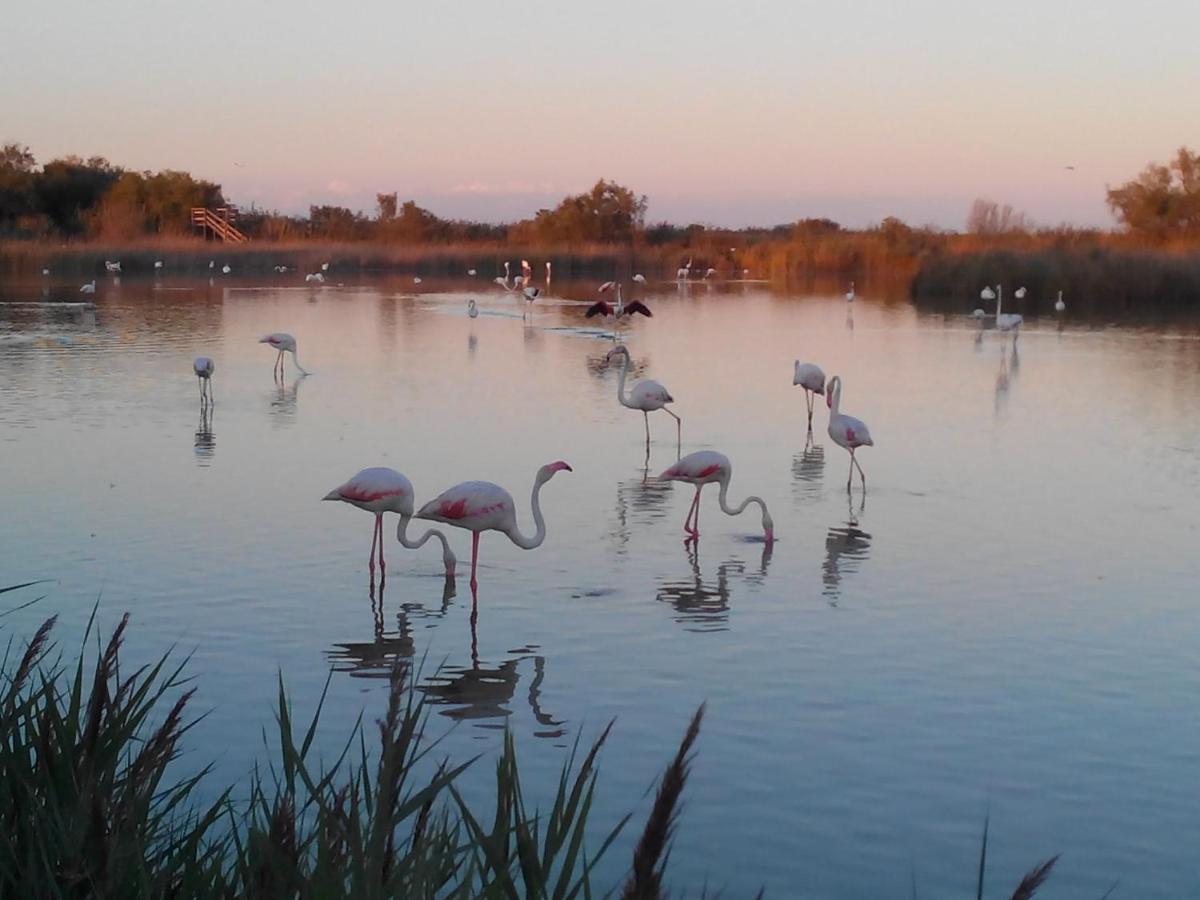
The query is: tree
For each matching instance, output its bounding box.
[0,142,37,232]
[966,198,1031,235]
[376,192,397,221]
[35,156,122,235]
[1107,147,1200,239]
[309,205,366,240]
[530,179,647,244]
[91,169,223,238]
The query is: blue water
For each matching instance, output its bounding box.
[1,274,1198,897]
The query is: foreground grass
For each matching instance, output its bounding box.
[0,605,1059,898]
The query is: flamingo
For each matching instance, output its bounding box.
[494,262,514,290]
[522,285,541,313]
[415,461,573,590]
[983,285,1023,335]
[633,273,647,284]
[154,260,164,270]
[521,259,532,281]
[41,268,50,276]
[193,356,215,403]
[305,272,325,283]
[586,284,652,321]
[845,281,855,302]
[105,260,121,273]
[545,261,552,284]
[208,260,215,270]
[321,262,330,272]
[413,276,423,285]
[79,280,96,295]
[467,299,479,318]
[1055,290,1066,312]
[468,268,477,276]
[258,332,310,377]
[704,267,717,279]
[792,361,826,427]
[323,468,457,578]
[605,344,680,447]
[659,451,774,543]
[676,258,692,280]
[826,375,873,491]
[222,264,232,275]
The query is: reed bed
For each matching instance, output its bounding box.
[0,599,1060,898]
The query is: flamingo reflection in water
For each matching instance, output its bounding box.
[791,439,825,504]
[194,402,215,463]
[609,465,675,555]
[822,494,871,607]
[656,541,773,633]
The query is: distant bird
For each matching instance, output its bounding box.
[416,461,573,591]
[193,356,215,403]
[105,260,121,273]
[514,275,526,289]
[792,361,827,427]
[742,268,750,275]
[1055,290,1066,312]
[845,281,855,302]
[154,260,164,270]
[633,273,647,284]
[258,332,310,377]
[972,308,987,318]
[545,260,552,284]
[413,276,423,285]
[1064,165,1076,171]
[676,258,692,280]
[1014,286,1027,300]
[704,267,717,279]
[79,280,96,295]
[321,262,330,272]
[305,272,325,283]
[208,260,215,270]
[467,268,477,276]
[467,299,479,318]
[826,375,873,491]
[983,285,1024,334]
[521,259,532,281]
[221,264,232,275]
[495,261,515,290]
[605,344,680,447]
[659,451,774,543]
[324,467,457,577]
[522,286,541,312]
[41,267,50,276]
[586,284,652,321]
[599,280,617,293]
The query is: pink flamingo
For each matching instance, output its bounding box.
[605,344,680,447]
[323,467,457,577]
[258,333,310,377]
[792,361,826,427]
[826,375,874,491]
[415,461,572,591]
[659,451,774,543]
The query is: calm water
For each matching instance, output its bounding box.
[2,274,1198,897]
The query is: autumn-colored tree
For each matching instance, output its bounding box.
[376,192,398,221]
[966,198,1031,235]
[0,142,37,231]
[1106,147,1200,239]
[309,204,367,240]
[531,179,647,244]
[91,170,223,238]
[35,156,122,235]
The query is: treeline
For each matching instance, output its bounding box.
[0,143,222,239]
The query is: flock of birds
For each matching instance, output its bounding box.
[181,265,883,600]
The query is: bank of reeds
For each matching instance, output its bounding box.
[0,605,1059,897]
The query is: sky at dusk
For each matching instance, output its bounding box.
[3,0,1198,229]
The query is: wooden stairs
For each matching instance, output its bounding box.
[190,206,249,243]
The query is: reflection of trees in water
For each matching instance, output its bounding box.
[327,579,564,739]
[656,541,773,633]
[609,467,674,555]
[791,435,825,504]
[194,402,215,463]
[822,495,871,606]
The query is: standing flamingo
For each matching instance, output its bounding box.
[792,361,826,426]
[633,273,647,284]
[494,262,513,290]
[521,259,532,282]
[545,260,552,284]
[1055,290,1066,312]
[605,344,680,448]
[522,285,541,313]
[324,468,457,577]
[258,332,310,377]
[826,375,874,491]
[982,285,1024,335]
[676,258,692,280]
[468,267,477,276]
[659,451,774,543]
[415,461,572,590]
[845,281,855,302]
[193,356,215,403]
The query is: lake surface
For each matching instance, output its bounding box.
[2,273,1198,898]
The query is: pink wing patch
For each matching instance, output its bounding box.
[845,427,858,445]
[439,498,471,519]
[341,486,404,502]
[695,464,722,478]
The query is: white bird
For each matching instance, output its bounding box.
[467,268,477,276]
[792,361,827,427]
[521,259,532,280]
[413,276,423,285]
[1055,290,1066,313]
[659,451,774,543]
[41,267,50,276]
[742,268,750,275]
[586,284,652,323]
[416,462,573,591]
[105,260,121,273]
[599,280,617,293]
[323,467,457,578]
[984,285,1023,334]
[826,375,873,491]
[633,274,647,284]
[258,332,310,377]
[208,260,215,270]
[845,281,855,302]
[494,262,515,290]
[154,260,164,270]
[676,257,692,280]
[605,344,680,447]
[79,280,96,294]
[972,308,987,318]
[704,267,717,279]
[321,262,330,272]
[221,264,232,275]
[1014,286,1027,299]
[193,356,215,403]
[467,299,479,318]
[305,272,325,283]
[522,286,541,313]
[545,260,552,284]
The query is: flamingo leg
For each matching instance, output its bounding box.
[682,489,697,534]
[806,391,814,426]
[853,451,867,490]
[377,515,386,575]
[643,410,650,447]
[665,409,682,451]
[847,452,854,491]
[368,515,379,573]
[208,379,214,404]
[470,532,480,592]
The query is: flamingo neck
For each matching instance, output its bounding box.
[716,476,772,531]
[829,378,842,416]
[995,285,1003,319]
[506,474,549,550]
[616,284,624,315]
[614,353,635,409]
[289,349,310,375]
[397,515,457,569]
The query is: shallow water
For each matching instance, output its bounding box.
[2,274,1198,897]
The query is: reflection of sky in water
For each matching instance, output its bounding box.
[2,276,1200,897]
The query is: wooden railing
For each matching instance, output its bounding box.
[190,206,249,243]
